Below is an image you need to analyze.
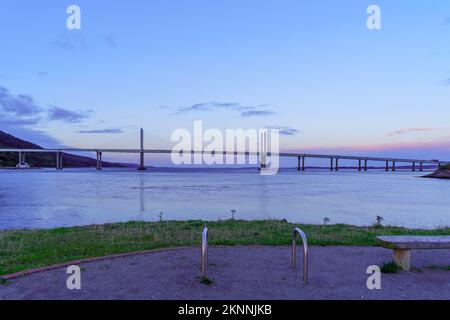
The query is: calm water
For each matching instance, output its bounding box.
[1,168,449,230]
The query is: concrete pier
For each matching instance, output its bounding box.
[335,158,339,171]
[260,153,267,169]
[137,128,147,171]
[392,161,396,172]
[412,162,416,172]
[56,152,63,170]
[385,161,389,172]
[96,151,103,170]
[364,159,368,171]
[330,157,334,171]
[358,159,362,171]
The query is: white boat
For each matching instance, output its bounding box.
[16,162,31,169]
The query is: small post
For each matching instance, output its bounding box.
[201,227,208,278]
[292,227,308,283]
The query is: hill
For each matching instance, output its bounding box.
[424,164,450,179]
[0,131,125,168]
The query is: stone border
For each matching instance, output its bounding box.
[0,246,191,280]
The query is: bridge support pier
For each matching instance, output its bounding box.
[17,151,23,166]
[364,160,368,171]
[96,151,102,170]
[420,162,423,172]
[330,157,334,171]
[358,159,361,171]
[385,161,389,171]
[335,158,339,171]
[56,152,63,170]
[392,161,396,172]
[412,162,416,172]
[297,156,301,171]
[137,128,147,171]
[301,156,305,171]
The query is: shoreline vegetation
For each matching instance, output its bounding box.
[424,164,450,179]
[1,219,448,277]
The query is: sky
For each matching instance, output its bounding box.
[1,0,450,166]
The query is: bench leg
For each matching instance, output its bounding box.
[393,249,411,271]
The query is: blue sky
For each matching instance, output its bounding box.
[1,1,450,165]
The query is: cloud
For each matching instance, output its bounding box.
[52,32,87,50]
[78,128,124,134]
[0,86,92,147]
[0,115,40,127]
[440,78,450,86]
[171,101,274,117]
[265,125,299,136]
[101,35,116,47]
[387,128,436,136]
[241,110,274,117]
[0,87,42,116]
[48,106,91,123]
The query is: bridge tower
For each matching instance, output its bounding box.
[137,128,147,170]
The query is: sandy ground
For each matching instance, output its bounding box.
[0,246,449,300]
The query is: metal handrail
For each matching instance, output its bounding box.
[291,227,308,283]
[201,227,208,277]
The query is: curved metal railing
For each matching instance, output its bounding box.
[291,227,308,283]
[201,227,208,277]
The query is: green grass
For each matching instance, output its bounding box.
[380,261,400,273]
[199,276,214,285]
[426,264,450,271]
[0,219,448,276]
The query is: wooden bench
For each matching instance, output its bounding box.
[376,236,450,270]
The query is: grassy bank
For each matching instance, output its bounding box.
[0,220,449,276]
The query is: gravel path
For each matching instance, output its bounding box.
[1,246,449,300]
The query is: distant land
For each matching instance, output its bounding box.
[0,131,126,168]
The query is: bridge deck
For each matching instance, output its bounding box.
[0,148,447,165]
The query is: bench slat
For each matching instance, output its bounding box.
[377,236,450,249]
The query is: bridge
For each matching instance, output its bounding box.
[1,129,448,172]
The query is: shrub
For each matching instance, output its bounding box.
[380,262,399,273]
